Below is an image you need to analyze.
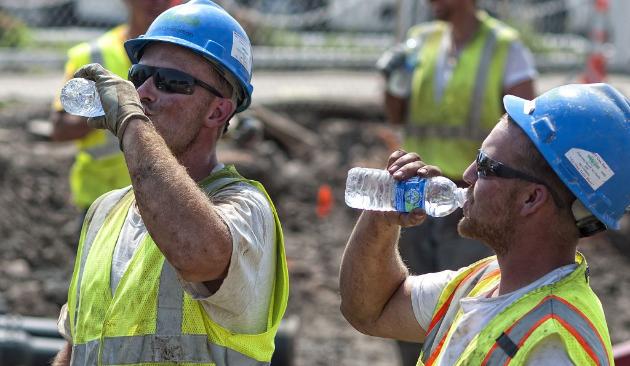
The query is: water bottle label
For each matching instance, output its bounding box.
[394,177,426,212]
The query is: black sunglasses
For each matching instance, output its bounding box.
[128,64,224,98]
[476,150,563,207]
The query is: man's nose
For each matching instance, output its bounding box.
[462,161,477,186]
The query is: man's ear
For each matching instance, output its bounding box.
[520,184,550,217]
[205,98,235,128]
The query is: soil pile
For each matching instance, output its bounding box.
[0,99,629,365]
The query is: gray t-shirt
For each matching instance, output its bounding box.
[409,263,577,365]
[59,164,276,338]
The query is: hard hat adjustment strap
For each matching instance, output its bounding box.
[572,200,606,237]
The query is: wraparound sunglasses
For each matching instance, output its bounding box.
[476,150,563,207]
[128,64,224,98]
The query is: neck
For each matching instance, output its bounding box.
[449,8,480,49]
[176,145,219,182]
[494,233,576,295]
[126,16,152,40]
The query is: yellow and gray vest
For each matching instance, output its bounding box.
[55,25,131,209]
[405,11,518,178]
[418,253,613,366]
[66,165,289,365]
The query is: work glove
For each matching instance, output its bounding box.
[74,63,149,148]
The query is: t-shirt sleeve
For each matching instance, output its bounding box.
[503,40,538,90]
[409,269,459,330]
[524,334,575,365]
[57,303,72,342]
[177,182,276,333]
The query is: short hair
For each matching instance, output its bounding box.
[206,63,241,134]
[506,115,576,209]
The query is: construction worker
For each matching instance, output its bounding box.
[52,1,288,364]
[340,83,628,365]
[50,0,181,219]
[377,1,537,362]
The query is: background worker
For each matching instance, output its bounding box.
[340,83,628,365]
[52,1,288,364]
[377,1,537,362]
[50,0,180,219]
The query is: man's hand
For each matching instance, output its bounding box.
[74,63,149,145]
[379,149,443,228]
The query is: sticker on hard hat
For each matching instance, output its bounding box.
[231,31,252,74]
[565,148,614,191]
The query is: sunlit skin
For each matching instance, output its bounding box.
[136,43,224,163]
[458,119,524,255]
[125,0,174,30]
[339,117,576,345]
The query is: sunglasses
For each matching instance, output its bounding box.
[476,150,563,207]
[128,64,224,98]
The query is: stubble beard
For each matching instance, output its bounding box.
[458,197,517,256]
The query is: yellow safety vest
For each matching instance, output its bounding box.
[54,25,131,209]
[66,165,289,365]
[404,11,518,179]
[418,253,613,366]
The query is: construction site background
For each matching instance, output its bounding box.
[1,0,630,365]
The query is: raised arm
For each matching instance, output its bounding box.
[73,63,233,285]
[339,150,440,342]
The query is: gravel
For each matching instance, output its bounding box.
[1,100,629,365]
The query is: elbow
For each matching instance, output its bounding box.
[168,250,231,283]
[176,266,227,283]
[339,301,379,337]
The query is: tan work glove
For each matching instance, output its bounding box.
[74,63,150,149]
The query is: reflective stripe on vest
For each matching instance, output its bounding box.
[419,253,613,366]
[71,187,130,341]
[421,258,498,364]
[66,25,132,208]
[405,26,498,141]
[481,295,610,366]
[69,166,286,365]
[78,41,120,159]
[72,336,267,365]
[82,133,119,159]
[71,259,268,365]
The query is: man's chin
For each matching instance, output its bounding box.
[457,216,484,242]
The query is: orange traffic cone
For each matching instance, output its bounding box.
[316,184,334,218]
[580,0,609,83]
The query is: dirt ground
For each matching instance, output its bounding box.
[1,97,629,366]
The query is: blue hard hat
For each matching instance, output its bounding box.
[124,0,253,113]
[504,83,630,230]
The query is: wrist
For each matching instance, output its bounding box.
[119,114,151,151]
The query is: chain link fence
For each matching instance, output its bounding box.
[1,0,623,72]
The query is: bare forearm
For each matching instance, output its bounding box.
[384,92,407,126]
[50,111,91,141]
[339,211,407,331]
[52,341,72,366]
[121,121,231,281]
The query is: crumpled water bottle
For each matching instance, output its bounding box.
[60,78,104,117]
[344,167,467,217]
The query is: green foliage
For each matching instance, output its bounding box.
[0,10,31,48]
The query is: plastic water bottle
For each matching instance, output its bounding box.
[60,78,104,117]
[344,167,467,217]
